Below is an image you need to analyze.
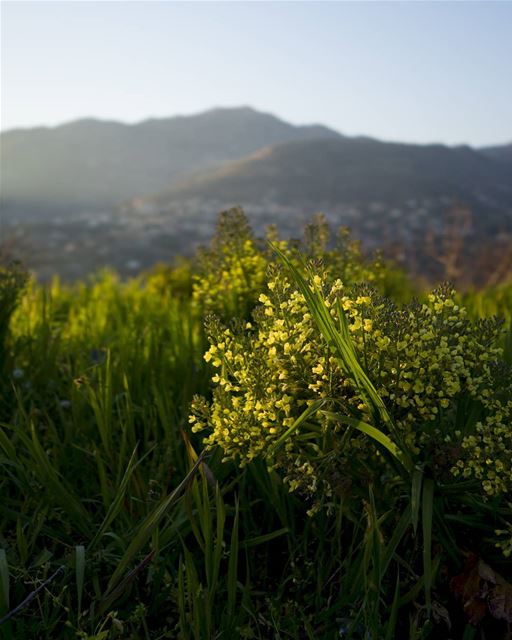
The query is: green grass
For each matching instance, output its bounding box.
[0,210,511,639]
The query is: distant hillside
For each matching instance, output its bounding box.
[480,143,512,166]
[0,107,340,218]
[122,136,512,286]
[133,137,512,221]
[2,106,510,283]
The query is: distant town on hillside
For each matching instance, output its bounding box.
[1,107,511,284]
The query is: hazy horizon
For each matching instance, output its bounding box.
[2,103,511,150]
[2,1,511,147]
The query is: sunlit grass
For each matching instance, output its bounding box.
[0,210,511,639]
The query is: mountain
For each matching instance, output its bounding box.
[146,137,512,209]
[0,106,340,218]
[2,106,510,283]
[480,143,512,167]
[122,136,512,285]
[128,137,512,246]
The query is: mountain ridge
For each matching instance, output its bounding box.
[135,135,512,210]
[2,106,511,282]
[0,106,342,217]
[1,105,334,134]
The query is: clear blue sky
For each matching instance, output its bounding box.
[1,1,511,146]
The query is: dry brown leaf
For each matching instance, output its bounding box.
[478,559,497,584]
[451,552,512,626]
[432,600,451,629]
[464,597,488,625]
[489,582,512,623]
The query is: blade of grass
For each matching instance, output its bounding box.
[103,450,205,597]
[381,505,412,579]
[240,527,289,549]
[398,555,441,607]
[267,399,326,457]
[227,497,239,619]
[322,411,406,467]
[273,246,390,424]
[75,545,85,616]
[422,478,435,617]
[411,467,423,537]
[272,244,413,470]
[211,483,225,603]
[384,570,401,640]
[99,550,155,614]
[368,486,382,596]
[0,550,9,611]
[28,422,91,534]
[88,446,142,552]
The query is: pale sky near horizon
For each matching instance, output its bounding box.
[1,1,511,146]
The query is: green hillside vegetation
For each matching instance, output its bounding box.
[0,209,511,639]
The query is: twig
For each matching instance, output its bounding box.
[0,565,65,626]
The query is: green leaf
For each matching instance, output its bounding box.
[0,549,9,611]
[267,399,327,457]
[322,411,407,468]
[384,570,401,640]
[75,545,85,615]
[272,244,413,471]
[240,527,289,549]
[227,497,240,618]
[103,451,205,598]
[381,505,412,578]
[422,478,435,616]
[411,467,423,537]
[273,246,390,424]
[88,446,141,552]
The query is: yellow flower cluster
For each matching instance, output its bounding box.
[192,208,269,319]
[191,207,409,321]
[190,277,320,491]
[342,287,503,452]
[191,267,509,501]
[453,399,512,496]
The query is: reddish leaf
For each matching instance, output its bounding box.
[464,597,488,625]
[451,553,488,626]
[451,553,481,605]
[451,552,512,626]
